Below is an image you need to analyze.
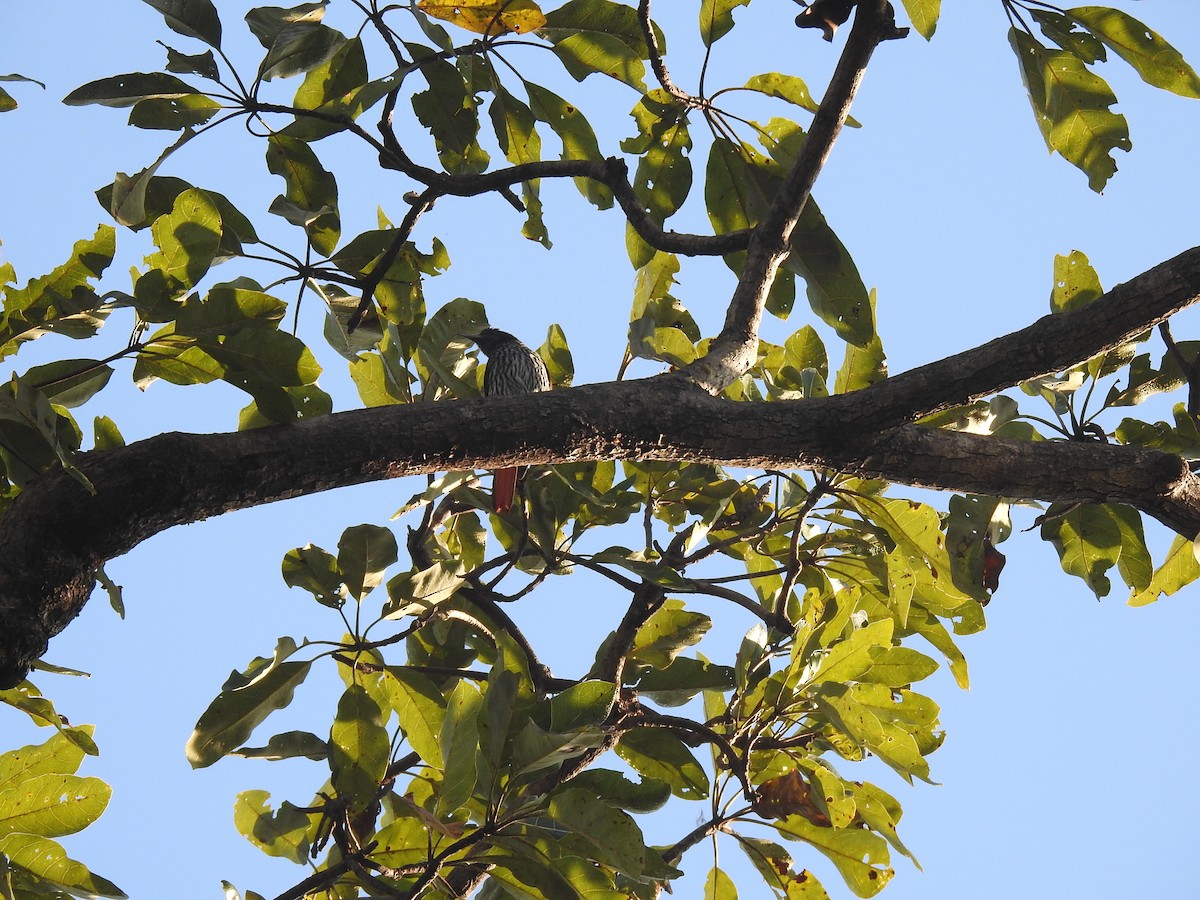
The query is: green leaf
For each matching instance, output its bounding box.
[134,187,223,319]
[231,730,328,761]
[537,323,574,387]
[385,667,448,765]
[293,35,366,110]
[1110,504,1152,593]
[761,119,874,342]
[705,865,739,900]
[549,680,615,731]
[1009,28,1130,192]
[1032,9,1105,63]
[0,74,44,114]
[266,134,340,254]
[0,773,110,838]
[806,619,894,685]
[408,43,489,174]
[384,561,466,618]
[743,71,817,114]
[232,790,312,862]
[487,81,547,244]
[548,788,648,877]
[488,79,541,186]
[634,655,734,707]
[1050,249,1103,313]
[1129,534,1200,606]
[700,0,751,46]
[438,680,481,815]
[615,727,709,799]
[481,853,586,900]
[128,93,221,130]
[95,175,258,250]
[624,90,692,228]
[630,600,711,668]
[835,290,887,392]
[282,543,345,608]
[330,685,391,809]
[539,0,650,89]
[849,780,918,866]
[489,74,542,157]
[0,225,115,358]
[246,2,327,47]
[0,730,88,788]
[22,360,113,408]
[1039,502,1122,598]
[816,683,931,783]
[259,22,346,81]
[1068,6,1200,99]
[336,523,398,601]
[900,0,940,40]
[526,81,610,208]
[186,659,313,767]
[63,72,200,107]
[161,43,220,79]
[567,768,670,813]
[0,833,126,898]
[142,0,223,47]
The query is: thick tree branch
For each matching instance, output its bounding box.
[686,0,901,393]
[2,246,1199,687]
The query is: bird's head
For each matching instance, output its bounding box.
[462,327,517,355]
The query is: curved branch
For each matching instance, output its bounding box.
[376,151,752,258]
[638,0,702,108]
[2,246,1199,687]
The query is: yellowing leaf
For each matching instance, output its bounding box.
[417,0,546,36]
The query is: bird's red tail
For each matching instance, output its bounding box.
[493,467,519,513]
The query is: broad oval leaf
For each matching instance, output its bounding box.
[142,0,223,47]
[186,659,313,768]
[1069,7,1200,99]
[259,22,346,82]
[63,72,200,108]
[329,685,391,809]
[0,773,110,839]
[337,523,398,601]
[615,727,709,800]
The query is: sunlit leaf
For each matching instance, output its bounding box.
[900,0,940,40]
[700,0,751,47]
[540,0,650,89]
[186,660,313,768]
[615,727,709,799]
[1129,534,1200,606]
[337,523,398,601]
[1068,6,1200,99]
[232,790,312,862]
[330,685,390,809]
[418,0,546,36]
[0,833,126,898]
[1009,28,1130,192]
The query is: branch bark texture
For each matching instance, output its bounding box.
[2,244,1200,687]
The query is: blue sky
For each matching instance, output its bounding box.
[3,2,1200,898]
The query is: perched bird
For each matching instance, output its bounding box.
[466,328,551,512]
